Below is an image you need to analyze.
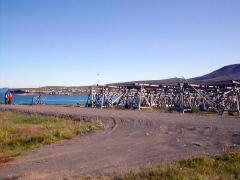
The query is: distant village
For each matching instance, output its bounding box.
[13,86,91,95]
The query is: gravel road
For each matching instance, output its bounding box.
[0,105,240,180]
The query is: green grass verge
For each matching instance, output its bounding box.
[78,152,240,180]
[0,111,103,159]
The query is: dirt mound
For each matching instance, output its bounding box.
[0,156,14,164]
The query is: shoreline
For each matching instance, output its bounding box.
[14,93,87,96]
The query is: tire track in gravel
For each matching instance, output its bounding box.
[0,105,240,180]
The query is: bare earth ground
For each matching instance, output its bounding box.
[0,105,240,180]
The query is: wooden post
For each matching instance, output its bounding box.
[179,83,184,113]
[235,85,240,116]
[101,87,104,109]
[138,86,143,110]
[90,87,93,107]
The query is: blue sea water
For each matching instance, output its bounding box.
[0,88,88,105]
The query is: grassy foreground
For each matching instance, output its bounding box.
[0,111,103,160]
[78,152,240,180]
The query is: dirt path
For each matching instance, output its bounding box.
[0,105,240,180]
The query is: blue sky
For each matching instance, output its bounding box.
[0,0,239,88]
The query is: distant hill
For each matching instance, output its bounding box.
[109,64,240,86]
[14,64,240,89]
[191,64,240,83]
[108,78,186,86]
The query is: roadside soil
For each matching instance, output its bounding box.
[0,105,240,180]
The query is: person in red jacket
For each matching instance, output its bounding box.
[5,92,13,104]
[7,93,13,104]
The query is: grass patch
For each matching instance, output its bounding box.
[77,152,240,180]
[0,111,103,159]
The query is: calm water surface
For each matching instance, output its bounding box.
[0,88,88,104]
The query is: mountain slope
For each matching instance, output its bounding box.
[192,64,240,82]
[109,64,240,86]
